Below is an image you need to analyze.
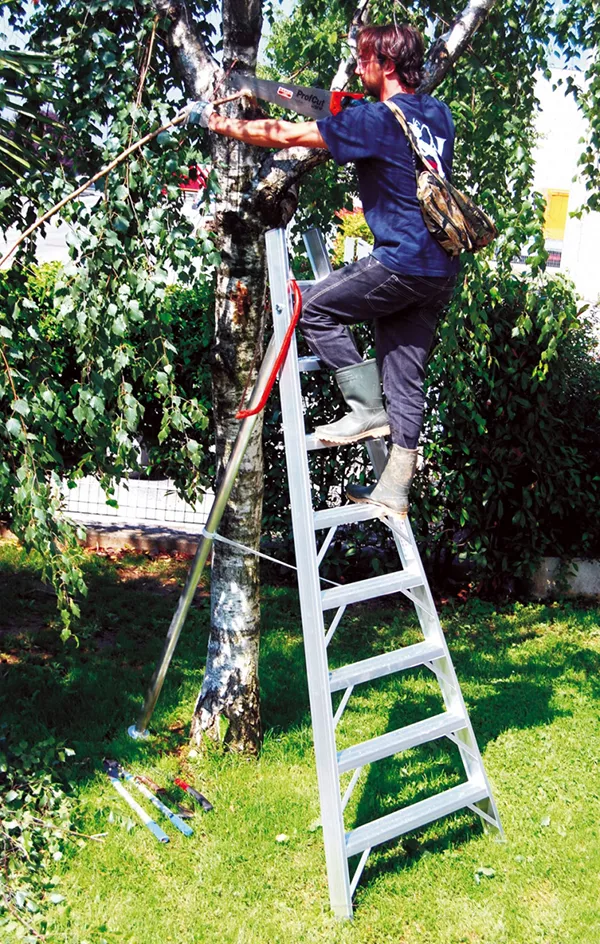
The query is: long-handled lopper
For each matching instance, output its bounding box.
[103,760,170,843]
[105,761,194,837]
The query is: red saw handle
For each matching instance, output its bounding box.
[174,778,213,812]
[330,91,364,115]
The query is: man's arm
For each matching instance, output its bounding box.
[206,111,328,150]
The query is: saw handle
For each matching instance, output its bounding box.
[174,777,214,812]
[330,91,364,115]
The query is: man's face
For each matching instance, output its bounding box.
[355,48,385,97]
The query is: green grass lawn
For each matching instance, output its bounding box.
[1,537,600,943]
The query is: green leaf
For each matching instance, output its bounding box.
[113,216,130,234]
[12,399,30,417]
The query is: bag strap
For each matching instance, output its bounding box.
[384,99,449,191]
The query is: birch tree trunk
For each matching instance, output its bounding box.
[192,96,269,753]
[155,0,500,753]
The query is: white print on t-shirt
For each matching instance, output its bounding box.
[408,118,447,176]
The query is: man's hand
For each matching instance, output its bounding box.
[187,100,214,128]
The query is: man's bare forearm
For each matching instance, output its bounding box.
[207,112,327,150]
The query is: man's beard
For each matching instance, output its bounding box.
[360,76,382,97]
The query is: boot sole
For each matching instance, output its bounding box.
[315,425,391,445]
[346,492,408,519]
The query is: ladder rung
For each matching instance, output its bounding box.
[345,781,489,857]
[298,355,321,372]
[305,433,388,453]
[337,710,466,774]
[313,503,387,530]
[321,569,422,611]
[329,640,444,693]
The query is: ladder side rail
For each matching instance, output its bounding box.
[397,523,503,835]
[302,226,333,280]
[266,227,353,917]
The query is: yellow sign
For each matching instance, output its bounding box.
[543,189,569,241]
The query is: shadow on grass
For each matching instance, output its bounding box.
[2,542,600,884]
[0,548,211,783]
[259,589,600,890]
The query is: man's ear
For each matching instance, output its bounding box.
[382,57,398,78]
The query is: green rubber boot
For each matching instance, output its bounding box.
[346,444,418,517]
[314,359,390,445]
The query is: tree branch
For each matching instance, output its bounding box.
[419,0,500,93]
[222,0,263,72]
[253,146,328,226]
[153,0,218,97]
[330,0,371,91]
[253,0,371,222]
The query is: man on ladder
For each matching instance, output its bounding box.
[190,22,459,519]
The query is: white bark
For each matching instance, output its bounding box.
[419,0,500,92]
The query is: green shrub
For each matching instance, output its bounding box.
[0,731,80,940]
[414,266,600,589]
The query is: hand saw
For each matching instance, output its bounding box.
[229,73,364,119]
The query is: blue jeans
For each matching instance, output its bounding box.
[299,255,455,450]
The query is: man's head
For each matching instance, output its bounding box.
[356,24,424,95]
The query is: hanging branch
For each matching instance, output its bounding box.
[0,93,245,270]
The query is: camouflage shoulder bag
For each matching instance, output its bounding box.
[384,99,497,257]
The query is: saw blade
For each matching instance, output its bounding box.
[229,73,334,120]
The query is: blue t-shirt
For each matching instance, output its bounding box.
[317,93,460,278]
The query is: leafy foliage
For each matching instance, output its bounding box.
[1,0,600,625]
[330,207,373,267]
[0,43,58,211]
[0,2,218,633]
[415,266,600,589]
[0,731,80,941]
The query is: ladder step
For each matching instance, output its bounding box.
[345,781,489,857]
[314,503,391,530]
[337,710,466,774]
[305,432,389,452]
[321,569,422,612]
[298,355,321,372]
[329,640,444,693]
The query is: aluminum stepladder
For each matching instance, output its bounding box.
[267,226,503,918]
[129,225,503,919]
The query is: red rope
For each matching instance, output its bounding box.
[235,279,302,420]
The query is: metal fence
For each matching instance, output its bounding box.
[63,476,212,529]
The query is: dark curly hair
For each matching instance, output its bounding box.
[357,24,424,89]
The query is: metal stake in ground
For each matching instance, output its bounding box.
[128,334,276,739]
